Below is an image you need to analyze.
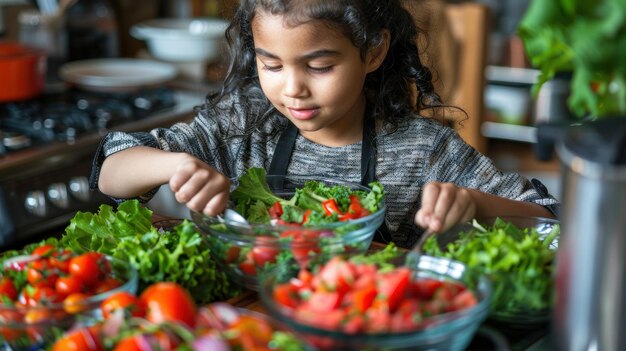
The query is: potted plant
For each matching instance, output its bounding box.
[519,2,626,350]
[518,0,626,118]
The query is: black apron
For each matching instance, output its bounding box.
[267,117,391,243]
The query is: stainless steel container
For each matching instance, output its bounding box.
[553,118,626,351]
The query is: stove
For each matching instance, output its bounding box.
[0,86,206,249]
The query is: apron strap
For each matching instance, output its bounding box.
[268,117,391,243]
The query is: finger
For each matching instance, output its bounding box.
[173,169,212,204]
[202,190,230,216]
[169,159,203,192]
[438,188,473,233]
[185,174,229,213]
[429,184,458,232]
[415,183,441,228]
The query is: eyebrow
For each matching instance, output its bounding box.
[255,48,341,60]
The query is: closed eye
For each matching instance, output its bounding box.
[262,64,282,72]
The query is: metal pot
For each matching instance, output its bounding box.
[0,42,47,102]
[552,118,626,351]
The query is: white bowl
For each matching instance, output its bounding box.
[130,18,229,63]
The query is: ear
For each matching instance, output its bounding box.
[366,29,391,73]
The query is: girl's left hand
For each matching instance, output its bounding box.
[415,182,476,234]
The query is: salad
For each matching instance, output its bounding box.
[422,217,560,313]
[51,282,309,351]
[200,169,386,287]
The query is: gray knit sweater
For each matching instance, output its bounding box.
[91,92,559,248]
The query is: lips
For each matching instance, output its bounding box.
[287,107,319,121]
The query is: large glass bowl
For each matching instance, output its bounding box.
[0,254,138,350]
[420,216,560,329]
[192,175,386,291]
[258,254,491,351]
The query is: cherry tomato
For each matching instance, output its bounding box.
[31,285,60,305]
[94,278,123,294]
[27,259,58,287]
[55,275,84,299]
[51,326,102,351]
[31,244,56,257]
[69,253,104,287]
[0,278,18,300]
[140,282,197,328]
[63,293,90,314]
[101,291,146,319]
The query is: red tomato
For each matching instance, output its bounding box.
[410,278,443,300]
[322,199,342,216]
[268,201,283,219]
[94,278,123,294]
[50,249,73,273]
[27,259,58,287]
[112,336,142,351]
[31,244,56,257]
[0,278,18,300]
[31,285,60,305]
[281,229,322,266]
[69,252,104,287]
[55,275,84,299]
[229,315,274,349]
[63,293,90,314]
[305,291,341,312]
[140,282,197,327]
[273,283,300,308]
[316,256,355,294]
[101,291,146,319]
[238,251,257,276]
[251,236,280,267]
[351,285,378,312]
[51,326,102,351]
[452,290,478,310]
[377,267,411,312]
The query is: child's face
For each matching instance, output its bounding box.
[252,12,381,146]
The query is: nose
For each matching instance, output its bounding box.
[282,68,309,98]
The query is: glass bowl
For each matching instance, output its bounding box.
[258,254,491,351]
[420,216,560,329]
[0,254,138,350]
[192,175,386,291]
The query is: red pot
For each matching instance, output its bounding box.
[0,42,47,102]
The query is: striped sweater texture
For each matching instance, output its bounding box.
[91,92,559,248]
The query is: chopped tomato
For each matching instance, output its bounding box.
[378,268,411,312]
[322,199,342,216]
[251,236,280,267]
[268,201,283,219]
[305,291,342,312]
[273,283,300,308]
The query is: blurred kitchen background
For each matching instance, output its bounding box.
[0,0,564,247]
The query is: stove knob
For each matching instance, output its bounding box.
[48,183,69,209]
[69,176,90,202]
[25,191,47,217]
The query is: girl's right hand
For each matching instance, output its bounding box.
[168,155,231,216]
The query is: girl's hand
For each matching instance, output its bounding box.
[415,182,476,234]
[168,155,230,216]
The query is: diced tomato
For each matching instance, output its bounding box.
[238,251,257,276]
[316,257,355,294]
[451,290,478,311]
[347,194,370,218]
[410,278,444,300]
[351,285,378,312]
[305,291,342,312]
[268,201,283,219]
[251,236,279,267]
[342,314,365,334]
[298,268,313,287]
[273,284,300,309]
[282,229,322,266]
[296,307,346,330]
[377,267,411,312]
[301,209,312,224]
[322,199,342,216]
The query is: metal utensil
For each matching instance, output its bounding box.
[224,208,249,225]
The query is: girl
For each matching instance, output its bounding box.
[93,0,558,248]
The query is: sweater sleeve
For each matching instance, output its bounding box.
[424,125,560,211]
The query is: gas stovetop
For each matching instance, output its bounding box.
[0,86,206,249]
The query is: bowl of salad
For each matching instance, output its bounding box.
[51,282,312,351]
[421,216,560,329]
[258,245,492,350]
[0,245,138,350]
[191,168,387,291]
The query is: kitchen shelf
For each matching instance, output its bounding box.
[481,121,537,143]
[486,65,540,86]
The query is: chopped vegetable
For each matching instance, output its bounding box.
[58,200,240,304]
[422,218,559,312]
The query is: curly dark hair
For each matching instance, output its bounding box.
[207,0,444,134]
